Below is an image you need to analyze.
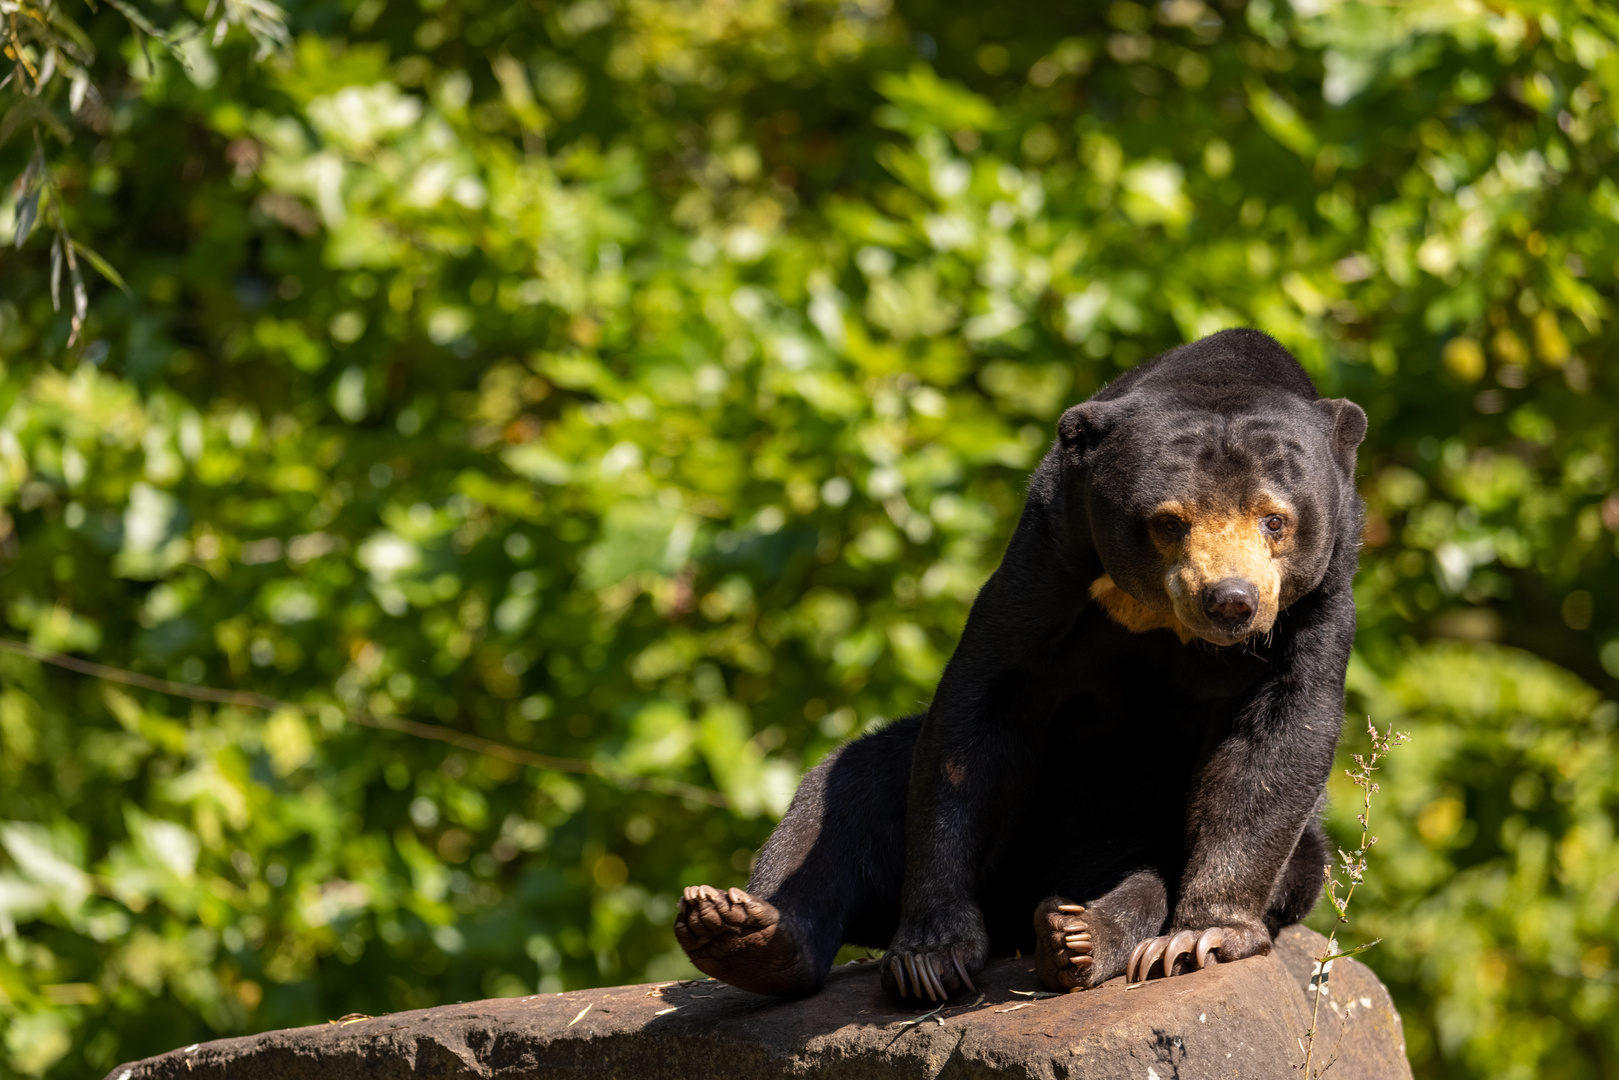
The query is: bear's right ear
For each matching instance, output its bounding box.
[1313,398,1367,478]
[1057,401,1116,459]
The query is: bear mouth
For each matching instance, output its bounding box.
[1089,574,1279,647]
[1165,580,1281,647]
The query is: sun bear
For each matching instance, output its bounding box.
[674,329,1366,1000]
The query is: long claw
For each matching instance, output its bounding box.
[1140,937,1171,981]
[929,955,948,1001]
[951,948,977,994]
[932,958,951,1003]
[890,956,911,997]
[908,954,936,1001]
[911,954,933,1001]
[927,956,948,1000]
[1057,904,1086,914]
[1070,954,1093,967]
[1196,927,1226,969]
[1127,937,1152,983]
[1163,930,1198,977]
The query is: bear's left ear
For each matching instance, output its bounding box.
[1057,401,1117,459]
[1313,398,1367,478]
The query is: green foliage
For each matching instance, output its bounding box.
[1,0,1618,1077]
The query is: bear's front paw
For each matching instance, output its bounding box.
[1126,923,1270,983]
[880,912,988,1002]
[1033,897,1095,992]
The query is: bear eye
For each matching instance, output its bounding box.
[1261,514,1288,536]
[1153,515,1189,540]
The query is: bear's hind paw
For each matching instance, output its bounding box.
[673,885,818,997]
[1033,897,1095,993]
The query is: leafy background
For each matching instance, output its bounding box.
[2,0,1618,1077]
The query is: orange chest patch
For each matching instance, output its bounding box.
[1089,575,1196,644]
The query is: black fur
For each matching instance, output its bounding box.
[715,329,1365,995]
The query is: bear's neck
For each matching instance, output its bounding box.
[1089,575,1196,644]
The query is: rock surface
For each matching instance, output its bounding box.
[108,926,1410,1079]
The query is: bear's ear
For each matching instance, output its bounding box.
[1313,398,1367,478]
[1057,401,1116,460]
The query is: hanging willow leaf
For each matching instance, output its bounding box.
[13,189,40,249]
[50,233,63,311]
[65,240,87,346]
[72,240,131,294]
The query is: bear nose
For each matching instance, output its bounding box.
[1204,578,1258,630]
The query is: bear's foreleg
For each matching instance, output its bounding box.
[882,697,1048,1000]
[1133,596,1351,983]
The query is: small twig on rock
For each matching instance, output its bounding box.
[566,1004,592,1028]
[895,1003,947,1030]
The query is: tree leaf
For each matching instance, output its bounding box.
[50,233,63,311]
[71,240,130,294]
[13,189,40,249]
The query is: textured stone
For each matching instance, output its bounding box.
[107,926,1410,1079]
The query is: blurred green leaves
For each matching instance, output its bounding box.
[0,0,1617,1077]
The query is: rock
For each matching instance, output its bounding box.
[107,926,1410,1080]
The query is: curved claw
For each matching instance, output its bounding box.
[1147,937,1171,981]
[1162,930,1198,977]
[906,954,935,1001]
[1127,937,1154,983]
[923,954,947,1001]
[924,954,946,1001]
[950,947,977,994]
[1126,939,1152,984]
[907,954,928,1000]
[1196,927,1225,969]
[895,955,917,998]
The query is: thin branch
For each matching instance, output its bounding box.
[0,636,731,808]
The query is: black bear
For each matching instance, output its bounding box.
[674,329,1366,1000]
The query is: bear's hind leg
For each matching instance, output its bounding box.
[675,715,918,997]
[1034,870,1170,992]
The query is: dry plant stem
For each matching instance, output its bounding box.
[1300,719,1409,1078]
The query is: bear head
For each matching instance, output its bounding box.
[1057,330,1365,648]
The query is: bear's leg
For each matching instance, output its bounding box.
[1264,816,1328,934]
[1033,870,1170,992]
[675,715,918,997]
[1126,818,1332,983]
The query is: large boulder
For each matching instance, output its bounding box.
[107,926,1410,1079]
